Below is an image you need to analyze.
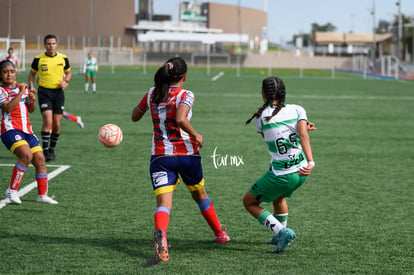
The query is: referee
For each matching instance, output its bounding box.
[28,34,72,161]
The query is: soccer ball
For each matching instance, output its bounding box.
[98,124,123,147]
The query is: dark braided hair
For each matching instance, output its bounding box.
[245,76,286,125]
[152,57,187,104]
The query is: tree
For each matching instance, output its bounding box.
[390,14,413,59]
[290,22,337,45]
[292,33,312,47]
[377,20,391,33]
[311,22,337,35]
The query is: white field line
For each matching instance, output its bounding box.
[0,164,70,209]
[212,71,224,81]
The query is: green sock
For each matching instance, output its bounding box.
[274,213,288,227]
[258,209,283,234]
[258,209,273,224]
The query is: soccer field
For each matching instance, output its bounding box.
[1,66,413,274]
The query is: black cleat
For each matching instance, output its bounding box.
[48,148,56,161]
[43,149,52,162]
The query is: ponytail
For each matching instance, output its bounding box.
[152,64,170,104]
[152,57,187,105]
[245,101,268,125]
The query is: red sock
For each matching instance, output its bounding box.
[36,174,48,195]
[65,112,77,122]
[9,164,27,190]
[154,208,170,236]
[200,203,222,235]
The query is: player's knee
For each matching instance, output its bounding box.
[19,153,33,166]
[191,187,207,202]
[242,191,257,210]
[32,152,46,170]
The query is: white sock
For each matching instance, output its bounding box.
[264,213,284,235]
[92,83,96,92]
[85,83,89,92]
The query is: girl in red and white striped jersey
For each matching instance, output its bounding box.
[132,57,229,262]
[0,60,57,205]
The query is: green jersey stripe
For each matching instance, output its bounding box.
[261,118,298,131]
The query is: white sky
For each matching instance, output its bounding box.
[136,0,414,43]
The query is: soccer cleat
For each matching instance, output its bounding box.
[43,149,52,162]
[154,229,169,262]
[215,224,230,243]
[76,116,84,128]
[268,235,279,245]
[5,188,21,204]
[37,195,58,204]
[48,148,56,161]
[273,228,296,254]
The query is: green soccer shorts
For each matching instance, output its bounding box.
[250,169,307,203]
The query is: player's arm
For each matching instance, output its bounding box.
[28,71,37,94]
[298,119,315,176]
[60,57,71,89]
[28,70,36,91]
[132,93,149,122]
[0,84,26,113]
[26,84,36,113]
[28,58,38,93]
[307,121,316,131]
[27,98,36,112]
[64,70,72,82]
[131,105,145,122]
[176,103,203,148]
[61,70,71,90]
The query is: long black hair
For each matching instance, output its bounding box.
[245,76,286,124]
[152,57,187,104]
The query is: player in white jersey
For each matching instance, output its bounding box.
[243,76,315,254]
[83,52,98,93]
[5,47,20,75]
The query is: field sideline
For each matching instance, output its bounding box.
[0,66,413,274]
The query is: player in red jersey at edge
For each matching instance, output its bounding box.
[131,57,230,262]
[0,60,57,205]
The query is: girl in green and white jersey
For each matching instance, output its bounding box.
[83,52,98,93]
[243,76,315,254]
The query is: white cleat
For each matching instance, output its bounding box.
[5,188,21,204]
[76,116,84,129]
[37,195,58,204]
